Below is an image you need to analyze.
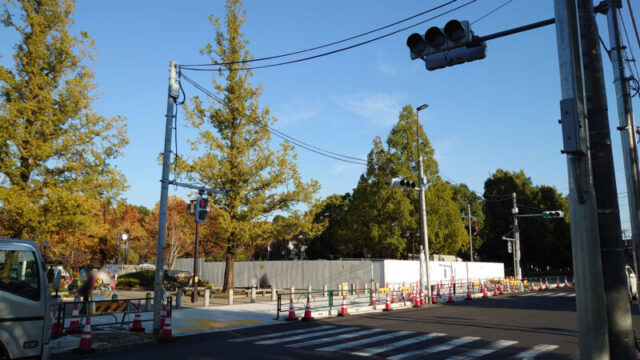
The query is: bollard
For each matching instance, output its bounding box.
[111,293,118,300]
[176,289,182,309]
[250,286,256,303]
[145,292,152,312]
[271,285,277,301]
[204,289,210,307]
[323,284,328,298]
[228,289,234,305]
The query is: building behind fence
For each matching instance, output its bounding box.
[174,258,504,289]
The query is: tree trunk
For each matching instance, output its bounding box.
[222,250,235,292]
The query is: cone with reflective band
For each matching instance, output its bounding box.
[412,291,421,307]
[130,303,144,332]
[483,283,489,298]
[69,302,82,334]
[371,288,377,306]
[492,283,498,296]
[498,283,504,295]
[383,292,392,311]
[545,278,550,291]
[539,279,544,291]
[563,276,569,287]
[436,285,441,298]
[339,295,348,316]
[355,282,359,295]
[286,297,296,321]
[160,304,167,329]
[160,309,172,341]
[77,317,92,351]
[51,313,63,337]
[302,296,313,321]
[465,284,472,301]
[391,288,397,304]
[447,286,454,303]
[530,281,536,292]
[419,287,425,305]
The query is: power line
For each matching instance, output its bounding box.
[626,0,640,53]
[471,0,515,25]
[179,0,478,72]
[180,73,368,165]
[619,9,640,87]
[181,0,458,68]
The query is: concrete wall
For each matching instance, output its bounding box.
[175,258,504,289]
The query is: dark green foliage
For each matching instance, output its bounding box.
[119,270,155,287]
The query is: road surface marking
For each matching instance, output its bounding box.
[550,292,567,297]
[316,331,413,352]
[445,339,519,359]
[388,336,481,360]
[229,325,335,342]
[568,293,576,297]
[286,329,383,348]
[179,318,261,331]
[510,344,559,359]
[352,333,446,357]
[256,326,358,345]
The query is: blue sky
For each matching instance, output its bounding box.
[2,0,640,233]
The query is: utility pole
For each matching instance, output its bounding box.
[606,0,640,310]
[191,220,200,303]
[468,202,473,262]
[512,193,522,280]
[416,104,432,303]
[153,61,180,337]
[578,0,634,357]
[554,1,610,358]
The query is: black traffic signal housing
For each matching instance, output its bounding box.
[195,196,209,223]
[389,177,416,189]
[542,210,564,219]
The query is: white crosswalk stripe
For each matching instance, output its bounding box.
[285,328,383,348]
[550,292,568,297]
[510,344,559,359]
[445,340,519,360]
[229,325,335,342]
[351,333,446,357]
[255,326,358,345]
[388,336,481,360]
[316,331,413,352]
[568,293,576,297]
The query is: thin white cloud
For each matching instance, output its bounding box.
[332,164,347,174]
[272,100,321,127]
[433,136,458,161]
[334,92,406,125]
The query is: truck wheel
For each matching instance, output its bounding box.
[0,343,9,360]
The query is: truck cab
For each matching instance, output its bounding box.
[0,238,54,360]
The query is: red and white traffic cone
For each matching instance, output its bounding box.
[465,284,472,301]
[339,295,348,316]
[539,279,544,291]
[51,313,63,338]
[492,283,498,296]
[419,287,425,306]
[556,277,560,289]
[447,286,454,303]
[530,281,536,292]
[286,297,296,321]
[383,292,392,311]
[371,288,377,307]
[564,276,569,288]
[302,296,313,321]
[355,282,359,295]
[160,304,167,329]
[77,317,92,351]
[413,291,421,308]
[545,278,550,291]
[130,303,145,332]
[498,283,504,295]
[436,285,441,298]
[69,302,82,334]
[160,308,172,341]
[392,288,397,304]
[483,283,489,298]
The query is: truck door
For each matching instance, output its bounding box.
[0,248,45,358]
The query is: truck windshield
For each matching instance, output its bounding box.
[0,250,40,301]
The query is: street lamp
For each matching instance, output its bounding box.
[117,229,130,265]
[415,104,432,304]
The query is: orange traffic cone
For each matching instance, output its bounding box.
[130,303,144,332]
[539,279,544,291]
[371,288,377,307]
[498,283,504,295]
[447,287,454,303]
[465,284,472,301]
[77,317,92,351]
[160,304,167,329]
[355,282,359,295]
[563,276,569,288]
[286,297,296,321]
[392,288,397,304]
[302,296,313,321]
[492,283,498,296]
[160,309,172,341]
[419,287,425,305]
[339,295,348,316]
[69,302,82,334]
[530,281,536,292]
[51,313,63,338]
[383,292,392,311]
[413,292,421,308]
[545,278,550,291]
[483,284,489,298]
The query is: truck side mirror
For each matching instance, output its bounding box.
[53,270,61,293]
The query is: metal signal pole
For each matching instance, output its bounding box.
[468,202,473,262]
[416,104,432,303]
[512,193,521,280]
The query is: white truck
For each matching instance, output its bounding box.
[0,238,56,360]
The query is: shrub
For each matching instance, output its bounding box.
[119,270,155,287]
[117,278,140,288]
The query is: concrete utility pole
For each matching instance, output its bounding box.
[578,1,635,357]
[606,0,640,301]
[416,104,432,303]
[468,202,473,262]
[153,61,180,337]
[512,193,522,280]
[554,1,610,358]
[192,220,200,303]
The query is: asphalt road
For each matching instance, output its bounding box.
[55,288,640,360]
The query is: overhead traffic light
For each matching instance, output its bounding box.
[389,177,416,189]
[542,210,564,219]
[195,196,209,223]
[406,20,487,71]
